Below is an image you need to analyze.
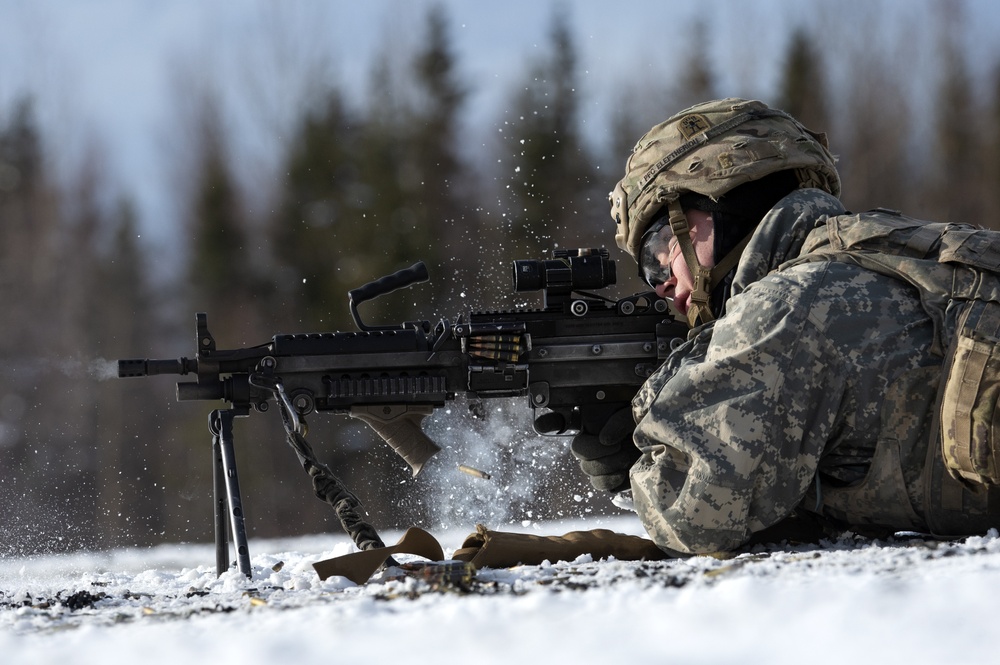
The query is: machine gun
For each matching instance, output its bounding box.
[119,248,686,577]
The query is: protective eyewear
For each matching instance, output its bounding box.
[638,220,676,289]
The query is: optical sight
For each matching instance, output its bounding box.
[512,248,616,294]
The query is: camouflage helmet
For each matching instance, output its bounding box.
[610,98,841,261]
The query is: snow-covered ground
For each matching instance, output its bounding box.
[2,515,999,665]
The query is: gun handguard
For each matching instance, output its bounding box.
[349,404,441,476]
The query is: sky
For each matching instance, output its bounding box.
[2,0,1000,266]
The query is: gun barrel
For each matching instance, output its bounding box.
[118,357,196,378]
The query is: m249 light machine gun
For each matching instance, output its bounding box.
[118,248,685,578]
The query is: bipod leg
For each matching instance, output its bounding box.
[212,421,230,575]
[209,409,252,578]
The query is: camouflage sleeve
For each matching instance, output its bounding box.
[630,264,847,554]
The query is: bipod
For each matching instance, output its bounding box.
[210,409,253,578]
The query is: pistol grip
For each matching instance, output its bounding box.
[350,405,441,476]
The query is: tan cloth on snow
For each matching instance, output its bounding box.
[452,524,667,568]
[312,524,667,584]
[313,527,443,583]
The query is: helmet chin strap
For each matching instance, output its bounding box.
[665,200,753,328]
[666,201,714,327]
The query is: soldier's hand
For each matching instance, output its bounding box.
[569,404,639,493]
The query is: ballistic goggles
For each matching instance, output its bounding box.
[637,216,675,289]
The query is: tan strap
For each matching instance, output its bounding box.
[312,525,668,583]
[668,202,715,327]
[686,232,755,326]
[667,203,753,327]
[312,526,443,583]
[453,524,668,568]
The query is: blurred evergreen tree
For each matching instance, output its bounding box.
[498,11,600,259]
[407,4,475,307]
[56,141,120,547]
[600,24,716,250]
[331,5,474,526]
[260,5,479,531]
[91,199,168,547]
[0,98,56,351]
[0,100,165,551]
[986,61,1000,230]
[352,49,435,326]
[835,50,912,211]
[271,4,470,330]
[270,89,363,330]
[672,21,716,111]
[925,1,983,226]
[777,28,830,133]
[185,94,262,336]
[175,90,329,542]
[0,97,70,553]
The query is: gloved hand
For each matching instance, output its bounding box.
[570,404,640,493]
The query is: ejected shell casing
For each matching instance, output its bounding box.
[458,464,491,480]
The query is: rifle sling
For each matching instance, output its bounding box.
[276,397,399,567]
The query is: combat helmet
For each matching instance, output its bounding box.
[609,98,840,326]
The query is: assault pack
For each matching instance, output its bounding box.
[788,208,1000,488]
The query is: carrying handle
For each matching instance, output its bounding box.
[348,262,429,331]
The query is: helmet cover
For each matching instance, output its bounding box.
[610,98,840,261]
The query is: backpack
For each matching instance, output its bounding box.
[785,208,1000,488]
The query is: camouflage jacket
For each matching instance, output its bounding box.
[630,188,944,554]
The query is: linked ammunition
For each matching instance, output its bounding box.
[400,561,476,587]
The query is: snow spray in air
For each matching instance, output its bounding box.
[418,398,597,532]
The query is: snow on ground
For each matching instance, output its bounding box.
[2,515,999,665]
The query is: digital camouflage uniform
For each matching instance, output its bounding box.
[630,188,1000,555]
